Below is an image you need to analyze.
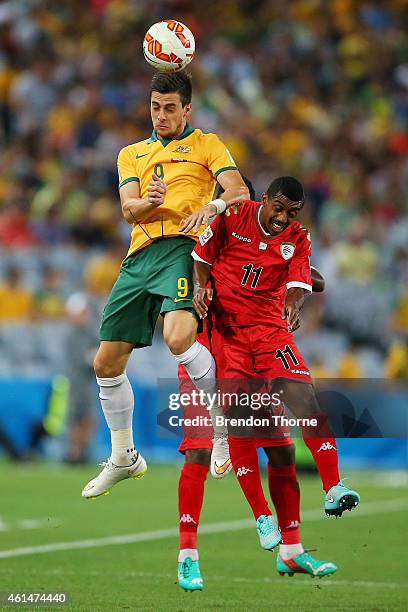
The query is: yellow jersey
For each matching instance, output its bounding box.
[117,125,237,257]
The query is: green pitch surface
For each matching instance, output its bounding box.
[0,463,407,611]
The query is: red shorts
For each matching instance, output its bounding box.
[177,326,294,453]
[211,324,311,383]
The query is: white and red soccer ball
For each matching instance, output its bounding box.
[143,20,195,72]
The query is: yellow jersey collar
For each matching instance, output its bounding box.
[147,124,195,146]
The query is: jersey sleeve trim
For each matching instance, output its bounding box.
[119,177,140,188]
[191,251,212,266]
[286,281,312,293]
[213,165,238,178]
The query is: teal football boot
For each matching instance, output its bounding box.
[325,480,360,517]
[277,551,337,577]
[256,515,282,551]
[178,557,203,592]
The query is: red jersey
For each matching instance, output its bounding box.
[192,200,312,328]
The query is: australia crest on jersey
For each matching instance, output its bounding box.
[280,242,296,260]
[173,145,192,154]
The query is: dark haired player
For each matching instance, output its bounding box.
[82,71,249,498]
[176,178,337,591]
[185,176,360,581]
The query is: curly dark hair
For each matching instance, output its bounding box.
[266,176,305,206]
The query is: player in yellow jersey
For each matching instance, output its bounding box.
[81,72,249,498]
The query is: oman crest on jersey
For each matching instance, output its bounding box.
[280,242,296,260]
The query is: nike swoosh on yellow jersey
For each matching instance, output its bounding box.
[214,459,232,475]
[136,153,149,159]
[174,297,190,302]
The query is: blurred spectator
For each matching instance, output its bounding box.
[33,266,66,320]
[386,340,408,379]
[33,205,69,246]
[84,239,125,297]
[28,374,70,457]
[0,267,33,321]
[390,288,408,335]
[64,292,98,464]
[0,202,37,247]
[308,355,332,378]
[333,218,379,284]
[336,349,364,379]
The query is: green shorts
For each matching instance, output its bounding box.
[100,236,196,348]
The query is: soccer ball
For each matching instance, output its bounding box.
[143,20,195,72]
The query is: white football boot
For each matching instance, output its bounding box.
[81,452,147,499]
[210,433,233,478]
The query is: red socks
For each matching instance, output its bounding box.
[179,437,337,558]
[302,436,340,493]
[301,414,340,492]
[229,436,271,519]
[267,463,300,544]
[178,462,209,550]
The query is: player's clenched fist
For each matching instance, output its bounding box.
[147,173,167,205]
[193,285,213,319]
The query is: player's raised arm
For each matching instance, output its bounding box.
[216,169,249,211]
[120,173,167,224]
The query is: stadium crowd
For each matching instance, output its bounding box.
[0,0,407,381]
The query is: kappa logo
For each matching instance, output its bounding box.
[180,513,197,525]
[199,225,213,246]
[280,243,296,260]
[286,520,300,529]
[236,466,254,477]
[317,442,337,452]
[173,145,192,154]
[232,232,251,243]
